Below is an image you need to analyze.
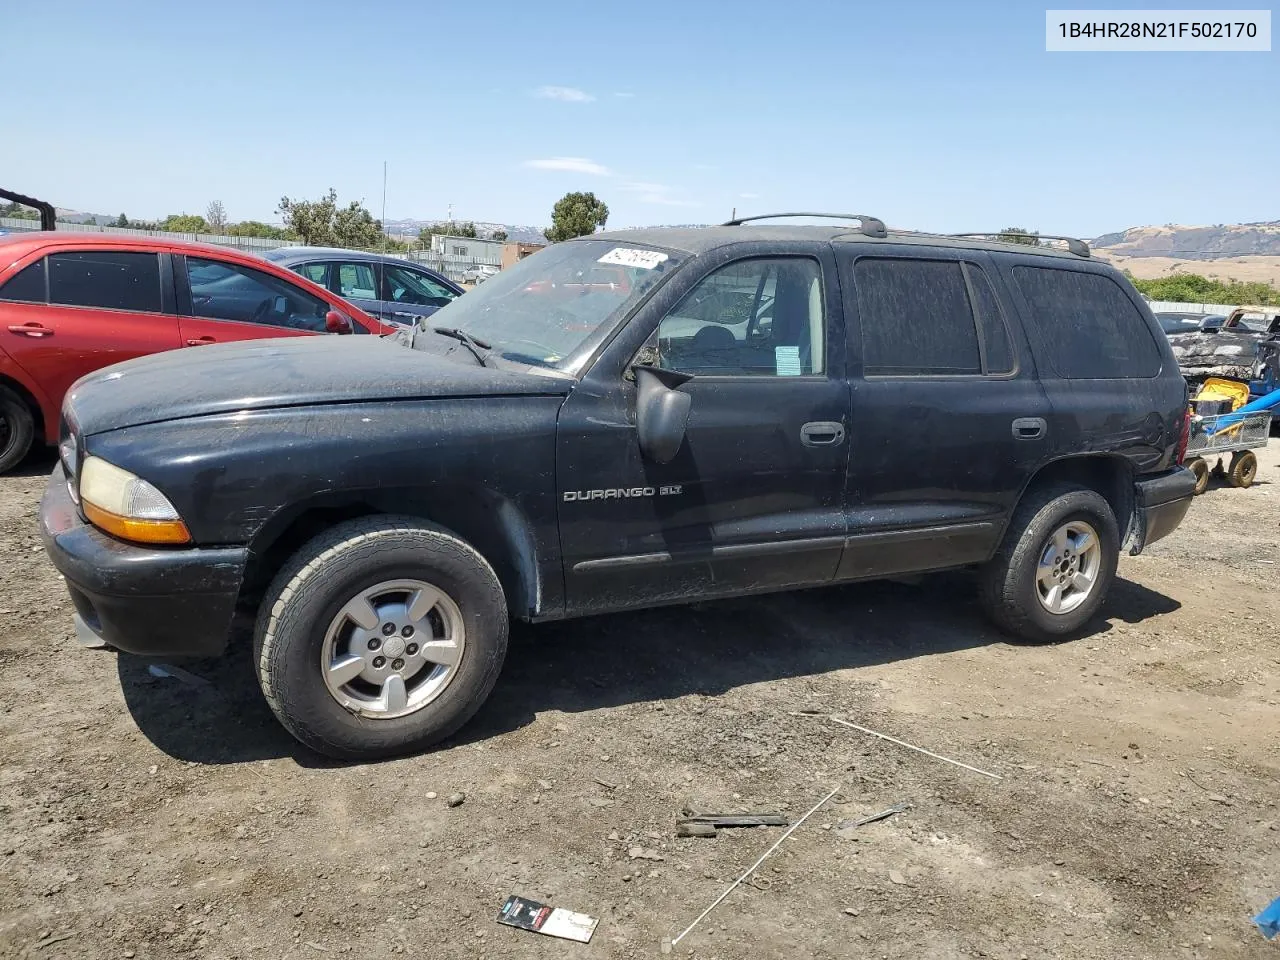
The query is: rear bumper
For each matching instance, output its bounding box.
[39,465,247,657]
[1128,466,1197,555]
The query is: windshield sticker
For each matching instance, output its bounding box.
[597,248,669,270]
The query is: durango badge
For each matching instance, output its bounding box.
[563,485,682,502]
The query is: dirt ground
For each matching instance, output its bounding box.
[2,444,1278,960]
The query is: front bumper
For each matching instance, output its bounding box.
[39,465,248,657]
[1128,466,1197,556]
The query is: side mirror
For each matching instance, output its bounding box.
[634,365,693,464]
[326,310,354,335]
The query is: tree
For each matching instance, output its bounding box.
[205,200,228,234]
[228,220,294,240]
[1,202,38,220]
[277,188,385,248]
[115,213,129,228]
[162,213,208,233]
[545,192,608,242]
[1130,272,1279,307]
[492,229,508,242]
[996,227,1041,246]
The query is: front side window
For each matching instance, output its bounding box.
[186,257,330,331]
[651,258,825,376]
[1013,267,1161,379]
[48,251,162,313]
[855,258,981,375]
[0,258,47,303]
[381,264,457,308]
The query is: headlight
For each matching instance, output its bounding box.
[79,456,190,545]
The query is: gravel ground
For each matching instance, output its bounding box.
[1,445,1278,959]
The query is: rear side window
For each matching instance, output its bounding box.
[1013,267,1161,379]
[0,258,47,303]
[964,265,1014,374]
[49,251,162,313]
[855,258,981,375]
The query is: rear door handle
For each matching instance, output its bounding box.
[1012,417,1047,440]
[800,421,845,447]
[8,323,53,337]
[185,336,217,346]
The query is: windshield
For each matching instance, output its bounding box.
[422,240,685,370]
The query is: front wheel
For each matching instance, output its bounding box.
[979,485,1119,643]
[254,516,508,760]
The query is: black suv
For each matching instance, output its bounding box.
[40,215,1196,759]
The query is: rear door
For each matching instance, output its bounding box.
[836,245,1052,579]
[327,259,387,321]
[0,247,179,410]
[176,253,335,345]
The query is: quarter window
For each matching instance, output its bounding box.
[186,257,330,332]
[0,258,47,303]
[1013,267,1161,379]
[48,251,162,313]
[653,258,825,376]
[855,258,981,375]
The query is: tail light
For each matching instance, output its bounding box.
[1175,407,1192,464]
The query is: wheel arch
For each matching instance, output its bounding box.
[1014,454,1135,542]
[240,485,541,620]
[0,369,51,445]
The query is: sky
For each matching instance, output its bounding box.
[2,0,1276,236]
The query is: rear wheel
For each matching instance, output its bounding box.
[1187,457,1210,496]
[254,516,508,760]
[1228,450,1258,488]
[0,386,35,474]
[979,484,1119,643]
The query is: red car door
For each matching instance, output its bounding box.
[1,248,180,415]
[176,253,373,345]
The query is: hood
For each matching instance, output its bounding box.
[66,334,572,436]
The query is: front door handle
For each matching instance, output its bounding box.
[1012,417,1047,440]
[8,323,54,337]
[800,421,845,447]
[185,336,217,346]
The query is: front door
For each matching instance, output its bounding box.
[556,250,850,616]
[835,247,1052,579]
[176,254,332,345]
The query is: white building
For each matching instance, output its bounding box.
[429,235,502,264]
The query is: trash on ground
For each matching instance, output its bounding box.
[669,784,840,948]
[497,895,598,943]
[446,792,466,808]
[795,712,1002,780]
[1254,895,1280,940]
[834,801,910,839]
[677,811,789,838]
[628,846,664,861]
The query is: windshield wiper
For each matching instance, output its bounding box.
[432,326,493,366]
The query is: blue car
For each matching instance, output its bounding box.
[263,247,464,326]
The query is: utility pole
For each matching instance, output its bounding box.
[380,161,388,251]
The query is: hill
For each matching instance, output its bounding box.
[1091,221,1280,259]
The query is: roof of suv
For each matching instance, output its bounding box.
[585,224,1093,262]
[264,247,425,265]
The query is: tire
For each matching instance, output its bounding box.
[1187,457,1210,496]
[979,484,1120,644]
[0,386,35,474]
[1227,450,1258,488]
[254,515,508,760]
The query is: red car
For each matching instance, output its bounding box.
[0,233,393,472]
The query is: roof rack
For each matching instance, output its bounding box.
[722,212,888,239]
[948,232,1091,258]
